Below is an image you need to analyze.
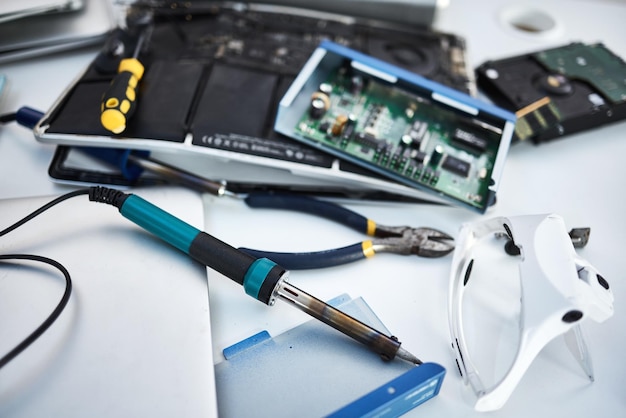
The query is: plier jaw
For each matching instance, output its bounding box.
[412,228,456,258]
[372,226,455,258]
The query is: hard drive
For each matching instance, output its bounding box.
[476,42,626,144]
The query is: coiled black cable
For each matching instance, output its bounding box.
[0,255,72,369]
[0,188,94,369]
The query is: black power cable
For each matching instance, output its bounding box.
[0,188,91,369]
[0,255,72,369]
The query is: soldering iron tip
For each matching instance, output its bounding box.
[396,346,423,365]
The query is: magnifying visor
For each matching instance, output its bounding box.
[448,214,614,411]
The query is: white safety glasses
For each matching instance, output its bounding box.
[448,214,614,411]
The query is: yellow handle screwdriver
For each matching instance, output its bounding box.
[100,30,149,134]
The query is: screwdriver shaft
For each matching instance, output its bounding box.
[126,153,235,197]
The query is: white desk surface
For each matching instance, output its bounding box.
[0,188,218,418]
[1,0,625,416]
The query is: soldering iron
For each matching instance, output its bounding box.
[89,186,422,365]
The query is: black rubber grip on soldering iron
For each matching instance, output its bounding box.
[245,193,369,234]
[189,232,286,304]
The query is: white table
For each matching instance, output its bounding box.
[1,0,625,416]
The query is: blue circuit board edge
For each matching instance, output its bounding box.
[318,40,516,123]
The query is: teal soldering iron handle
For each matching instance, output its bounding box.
[90,188,285,305]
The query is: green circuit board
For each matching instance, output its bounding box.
[534,42,626,104]
[294,68,504,210]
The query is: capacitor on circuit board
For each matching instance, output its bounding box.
[309,91,330,119]
[430,145,444,166]
[319,82,333,95]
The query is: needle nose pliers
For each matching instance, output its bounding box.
[238,193,455,270]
